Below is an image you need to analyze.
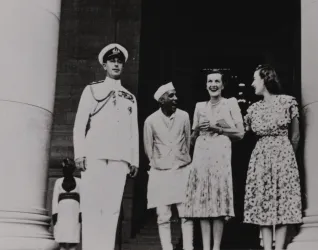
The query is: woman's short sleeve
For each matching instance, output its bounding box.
[289,97,299,120]
[229,98,244,125]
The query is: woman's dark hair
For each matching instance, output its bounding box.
[205,68,226,85]
[255,64,282,94]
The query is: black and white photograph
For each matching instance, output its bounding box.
[0,0,317,250]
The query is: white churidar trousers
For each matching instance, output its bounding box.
[157,204,193,250]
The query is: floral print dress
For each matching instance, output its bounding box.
[243,95,302,225]
[184,98,243,218]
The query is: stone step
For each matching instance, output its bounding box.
[141,222,181,230]
[122,244,262,250]
[137,234,180,242]
[121,243,162,250]
[122,220,182,249]
[139,227,181,235]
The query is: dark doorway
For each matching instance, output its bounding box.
[134,0,300,248]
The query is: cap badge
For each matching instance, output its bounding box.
[112,47,120,54]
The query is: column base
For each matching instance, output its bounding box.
[287,216,318,250]
[0,238,58,250]
[288,242,318,250]
[0,208,58,250]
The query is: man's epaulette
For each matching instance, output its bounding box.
[89,80,104,85]
[118,90,135,103]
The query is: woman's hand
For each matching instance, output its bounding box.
[198,121,210,131]
[209,124,223,134]
[197,122,223,134]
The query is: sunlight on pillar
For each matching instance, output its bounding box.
[0,0,61,249]
[288,1,318,249]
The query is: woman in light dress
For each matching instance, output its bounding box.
[184,69,244,250]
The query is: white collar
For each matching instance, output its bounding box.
[104,77,121,89]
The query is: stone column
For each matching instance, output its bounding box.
[0,0,61,249]
[287,1,318,249]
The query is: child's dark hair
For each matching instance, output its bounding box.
[61,158,75,169]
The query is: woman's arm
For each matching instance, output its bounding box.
[190,103,201,146]
[288,96,300,153]
[191,118,218,145]
[190,126,200,146]
[210,123,245,140]
[290,116,300,152]
[223,98,245,140]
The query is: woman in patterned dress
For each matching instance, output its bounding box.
[243,65,302,250]
[184,69,245,250]
[52,158,81,250]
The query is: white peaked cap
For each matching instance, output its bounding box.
[98,43,129,64]
[154,82,175,101]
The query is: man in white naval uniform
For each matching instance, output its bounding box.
[143,82,193,250]
[73,43,139,250]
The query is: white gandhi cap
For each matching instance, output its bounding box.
[154,82,175,101]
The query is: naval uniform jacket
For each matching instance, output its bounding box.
[73,78,139,167]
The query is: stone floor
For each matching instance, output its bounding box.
[76,208,299,249]
[120,210,263,250]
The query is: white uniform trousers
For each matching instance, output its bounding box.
[157,204,193,250]
[81,159,128,250]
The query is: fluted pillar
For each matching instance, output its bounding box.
[0,0,61,249]
[287,1,318,249]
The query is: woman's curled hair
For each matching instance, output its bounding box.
[255,64,282,94]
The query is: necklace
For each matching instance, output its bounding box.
[208,98,222,117]
[210,98,222,106]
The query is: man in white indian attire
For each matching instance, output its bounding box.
[143,82,194,250]
[73,43,139,250]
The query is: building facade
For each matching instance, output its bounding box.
[0,0,317,249]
